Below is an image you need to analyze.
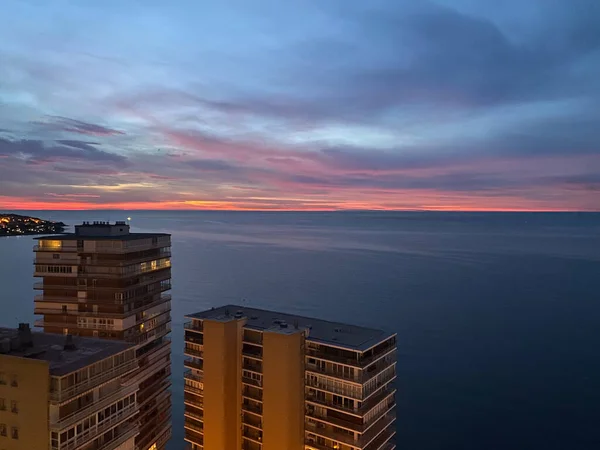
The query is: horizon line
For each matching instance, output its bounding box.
[2,208,599,213]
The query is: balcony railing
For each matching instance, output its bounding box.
[184,428,204,447]
[242,400,262,416]
[184,383,203,396]
[34,277,172,292]
[184,345,203,358]
[50,359,138,402]
[185,408,204,422]
[59,403,138,450]
[130,320,171,346]
[184,321,203,332]
[51,382,139,430]
[184,357,204,371]
[184,369,203,383]
[243,359,262,374]
[184,418,204,434]
[306,343,396,369]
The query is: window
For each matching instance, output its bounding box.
[10,401,17,414]
[0,424,6,436]
[0,399,5,410]
[10,376,17,388]
[11,427,18,439]
[62,305,68,313]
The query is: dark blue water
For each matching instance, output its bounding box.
[2,211,600,449]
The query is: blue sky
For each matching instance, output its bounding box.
[1,0,599,210]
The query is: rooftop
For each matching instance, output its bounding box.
[34,232,170,241]
[186,305,395,351]
[0,327,133,376]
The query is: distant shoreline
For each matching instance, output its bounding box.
[0,213,66,238]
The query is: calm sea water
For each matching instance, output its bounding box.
[1,211,600,449]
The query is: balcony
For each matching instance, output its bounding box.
[50,359,138,402]
[59,403,138,450]
[138,412,172,450]
[364,426,396,450]
[242,376,262,388]
[242,344,262,360]
[242,386,263,402]
[52,382,139,430]
[184,321,203,332]
[306,342,396,369]
[184,369,203,383]
[243,359,262,374]
[48,301,170,330]
[185,418,204,434]
[184,344,203,358]
[184,383,203,396]
[243,412,262,430]
[185,428,204,447]
[138,378,171,408]
[184,358,203,371]
[243,426,263,445]
[130,320,171,346]
[98,422,139,450]
[185,407,204,422]
[242,400,262,416]
[34,276,172,292]
[148,423,172,450]
[360,409,397,448]
[184,392,203,407]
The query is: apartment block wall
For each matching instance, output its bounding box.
[202,318,244,450]
[262,329,305,450]
[0,356,49,450]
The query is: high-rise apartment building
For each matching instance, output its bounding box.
[184,305,397,450]
[33,221,172,450]
[0,324,138,450]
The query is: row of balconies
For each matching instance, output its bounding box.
[50,359,138,403]
[306,337,396,369]
[51,382,139,431]
[305,406,396,448]
[306,349,396,384]
[58,402,139,450]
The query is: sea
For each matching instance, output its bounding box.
[1,211,599,450]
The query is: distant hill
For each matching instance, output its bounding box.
[0,214,66,237]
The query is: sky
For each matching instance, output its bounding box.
[1,0,599,211]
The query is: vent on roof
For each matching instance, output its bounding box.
[64,334,76,351]
[280,321,288,329]
[273,319,282,325]
[250,315,258,320]
[234,310,244,319]
[0,338,10,354]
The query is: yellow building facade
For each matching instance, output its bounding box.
[184,306,397,450]
[1,324,138,450]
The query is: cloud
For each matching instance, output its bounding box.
[34,116,125,136]
[0,137,128,166]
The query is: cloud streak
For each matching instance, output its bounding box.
[0,0,599,210]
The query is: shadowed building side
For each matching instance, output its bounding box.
[262,326,305,450]
[33,221,172,450]
[184,305,397,450]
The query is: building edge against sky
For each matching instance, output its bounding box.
[184,305,397,450]
[33,221,172,450]
[0,324,138,450]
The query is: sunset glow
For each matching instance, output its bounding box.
[1,1,599,211]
